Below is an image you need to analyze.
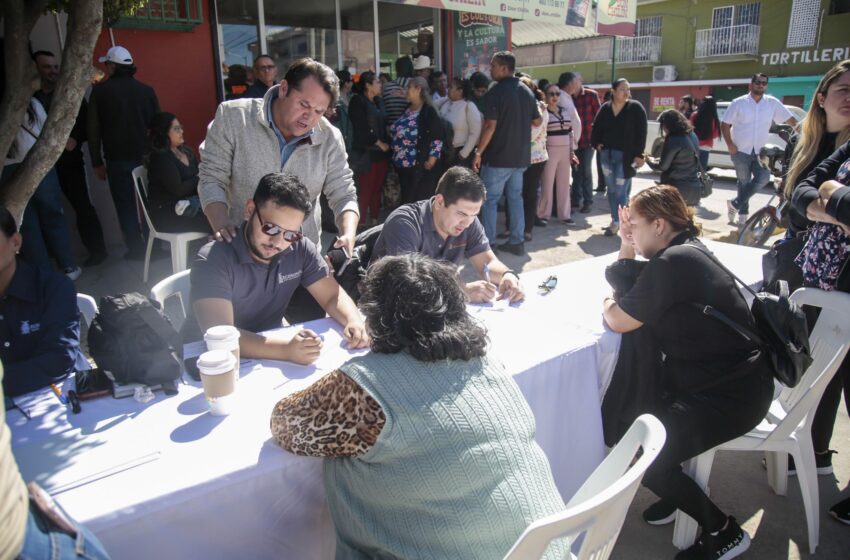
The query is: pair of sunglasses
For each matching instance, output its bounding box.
[253,207,303,242]
[538,275,558,293]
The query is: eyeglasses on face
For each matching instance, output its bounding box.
[253,206,303,242]
[547,91,560,97]
[753,80,768,85]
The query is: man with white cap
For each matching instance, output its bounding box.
[88,45,160,259]
[413,55,433,79]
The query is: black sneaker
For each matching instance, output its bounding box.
[643,499,677,526]
[496,230,510,239]
[675,516,750,560]
[534,217,548,227]
[563,218,577,226]
[579,203,592,214]
[829,497,850,525]
[496,241,525,256]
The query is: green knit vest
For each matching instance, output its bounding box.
[326,351,569,559]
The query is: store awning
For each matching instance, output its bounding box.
[511,19,600,48]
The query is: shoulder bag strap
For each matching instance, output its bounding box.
[680,244,764,346]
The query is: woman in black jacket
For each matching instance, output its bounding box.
[389,76,445,203]
[603,185,773,560]
[146,112,210,233]
[648,109,702,206]
[781,63,850,503]
[348,71,390,227]
[590,79,647,236]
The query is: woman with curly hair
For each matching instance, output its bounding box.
[270,253,567,559]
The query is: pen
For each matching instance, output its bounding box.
[50,384,68,405]
[483,263,491,285]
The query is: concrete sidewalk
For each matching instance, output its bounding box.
[70,169,850,559]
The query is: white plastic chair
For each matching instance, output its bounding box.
[150,269,191,328]
[76,293,98,330]
[504,414,667,560]
[131,166,209,283]
[672,288,850,554]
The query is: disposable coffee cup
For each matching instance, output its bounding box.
[196,350,237,416]
[204,325,241,376]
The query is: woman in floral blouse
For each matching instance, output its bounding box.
[390,76,445,203]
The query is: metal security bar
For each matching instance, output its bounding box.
[615,35,662,64]
[111,0,203,31]
[695,24,760,58]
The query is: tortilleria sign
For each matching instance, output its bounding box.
[760,46,850,66]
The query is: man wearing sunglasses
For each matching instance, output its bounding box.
[189,173,368,365]
[371,166,524,303]
[721,73,797,226]
[199,58,360,324]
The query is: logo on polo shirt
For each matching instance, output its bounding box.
[277,271,302,284]
[20,321,40,335]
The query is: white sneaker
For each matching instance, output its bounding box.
[726,200,738,225]
[737,213,749,228]
[175,200,191,216]
[64,266,82,281]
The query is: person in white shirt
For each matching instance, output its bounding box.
[721,73,797,225]
[431,71,448,103]
[555,71,583,148]
[436,78,482,168]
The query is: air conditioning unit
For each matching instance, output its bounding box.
[653,65,678,82]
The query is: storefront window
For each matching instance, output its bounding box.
[216,0,260,98]
[265,0,339,73]
[340,0,376,75]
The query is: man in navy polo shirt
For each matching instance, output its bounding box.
[0,207,89,397]
[190,173,368,365]
[371,166,524,303]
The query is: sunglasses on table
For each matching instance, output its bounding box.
[538,275,558,293]
[253,206,303,242]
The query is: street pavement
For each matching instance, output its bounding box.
[70,166,849,559]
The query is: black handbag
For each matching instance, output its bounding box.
[695,152,713,198]
[762,234,806,294]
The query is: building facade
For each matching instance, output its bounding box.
[517,0,850,116]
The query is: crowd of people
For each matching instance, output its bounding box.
[1,43,850,560]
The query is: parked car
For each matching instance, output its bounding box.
[644,101,806,170]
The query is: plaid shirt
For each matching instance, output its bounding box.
[573,88,600,149]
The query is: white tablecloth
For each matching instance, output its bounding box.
[8,241,766,559]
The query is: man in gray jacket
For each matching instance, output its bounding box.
[199,58,359,322]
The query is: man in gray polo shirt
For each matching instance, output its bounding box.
[190,173,368,365]
[371,166,524,303]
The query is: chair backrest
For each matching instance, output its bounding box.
[503,414,667,560]
[131,165,156,233]
[150,269,191,329]
[76,293,98,330]
[771,288,850,441]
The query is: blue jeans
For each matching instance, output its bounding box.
[105,159,145,253]
[698,148,710,172]
[599,149,631,223]
[730,150,770,215]
[480,165,526,244]
[571,147,595,207]
[2,164,76,270]
[17,502,111,559]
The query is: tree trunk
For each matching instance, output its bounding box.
[0,0,47,196]
[0,0,103,225]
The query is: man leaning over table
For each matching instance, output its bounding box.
[198,57,360,324]
[187,173,368,366]
[370,165,524,303]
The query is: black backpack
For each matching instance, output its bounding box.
[686,245,813,388]
[88,293,183,387]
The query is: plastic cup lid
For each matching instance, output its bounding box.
[204,325,240,342]
[196,349,236,375]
